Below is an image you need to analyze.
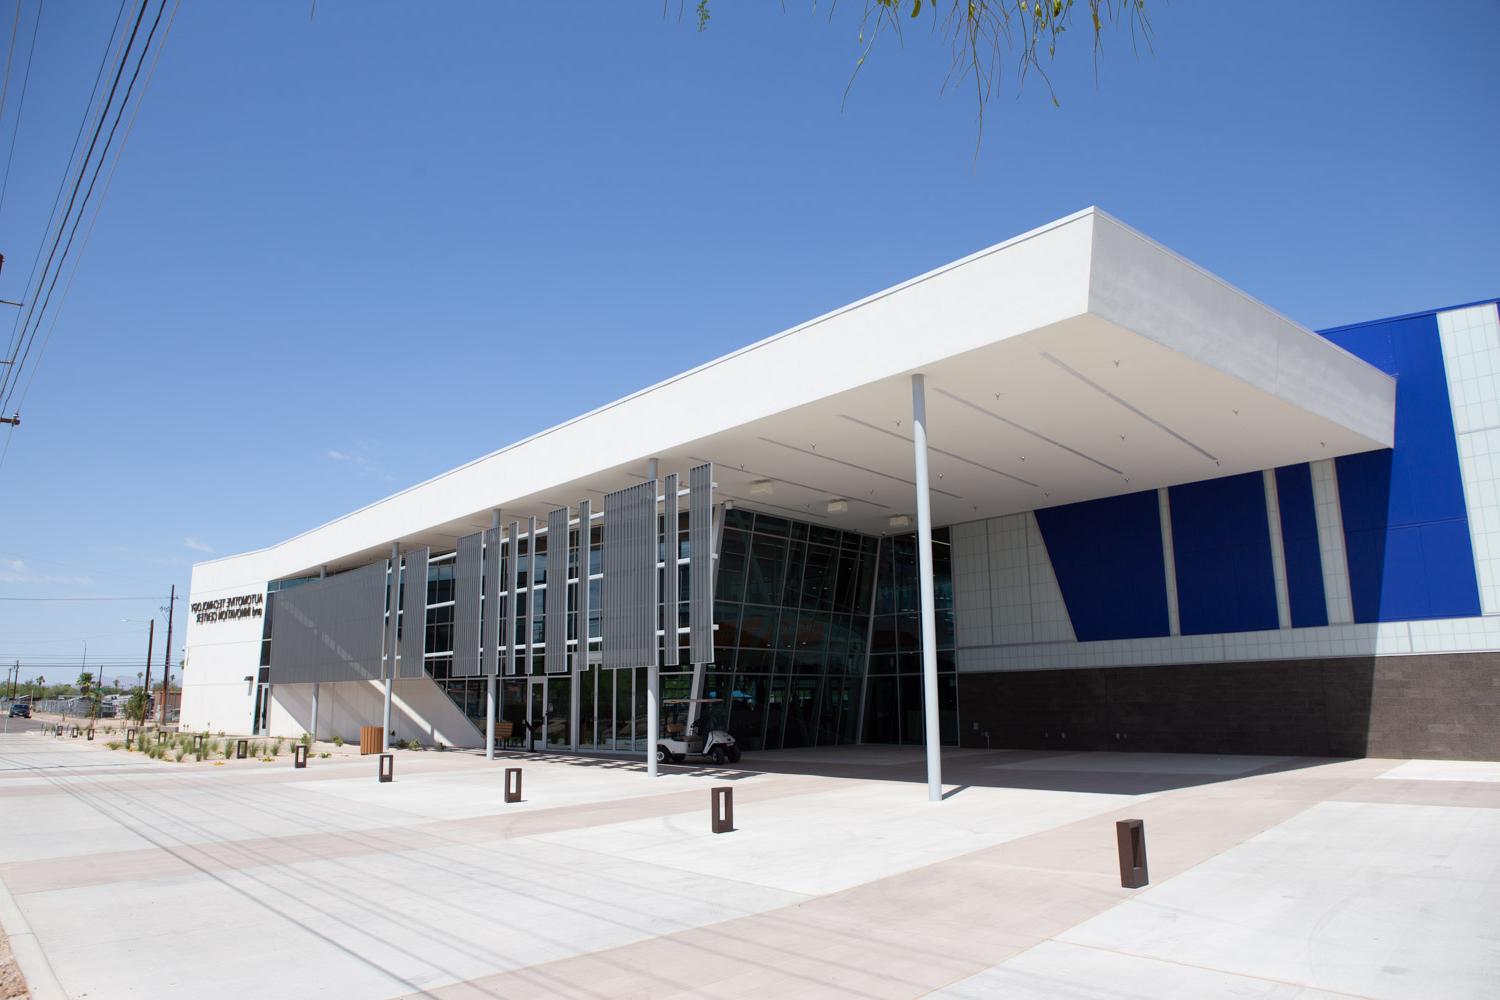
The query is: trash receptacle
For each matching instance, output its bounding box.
[359,726,384,755]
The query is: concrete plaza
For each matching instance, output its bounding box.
[0,733,1496,999]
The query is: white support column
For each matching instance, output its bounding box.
[312,564,326,742]
[647,663,659,778]
[1157,488,1182,636]
[382,542,396,750]
[647,457,661,778]
[1263,470,1293,629]
[911,374,944,803]
[487,510,500,761]
[1310,459,1355,624]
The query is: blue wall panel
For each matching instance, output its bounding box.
[1274,463,1328,628]
[1035,490,1169,641]
[1320,313,1481,621]
[1168,472,1280,635]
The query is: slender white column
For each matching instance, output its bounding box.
[647,664,659,777]
[1263,470,1292,629]
[647,457,661,777]
[911,374,944,802]
[1157,488,1182,636]
[312,565,325,741]
[487,510,500,760]
[382,542,396,750]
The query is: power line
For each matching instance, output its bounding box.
[0,0,161,413]
[0,0,22,121]
[0,0,128,387]
[0,0,179,449]
[0,0,44,222]
[0,594,167,601]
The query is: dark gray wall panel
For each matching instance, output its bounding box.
[603,479,657,669]
[398,548,429,678]
[546,507,569,673]
[452,532,483,677]
[504,520,520,675]
[482,527,501,676]
[662,474,679,667]
[690,463,715,664]
[269,561,387,684]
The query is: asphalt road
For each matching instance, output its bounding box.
[0,715,47,735]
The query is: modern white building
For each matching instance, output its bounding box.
[182,208,1500,778]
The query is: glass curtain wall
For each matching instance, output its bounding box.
[414,505,957,753]
[861,527,959,746]
[709,508,878,752]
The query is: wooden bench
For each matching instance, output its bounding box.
[493,719,516,749]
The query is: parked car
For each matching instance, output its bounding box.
[9,703,31,718]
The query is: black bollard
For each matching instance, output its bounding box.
[711,786,734,834]
[293,744,308,768]
[235,738,248,760]
[504,767,523,803]
[1116,819,1149,888]
[378,753,394,783]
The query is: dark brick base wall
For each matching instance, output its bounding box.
[956,653,1500,760]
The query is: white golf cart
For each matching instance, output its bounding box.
[656,698,740,766]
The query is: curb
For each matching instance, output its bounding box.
[0,873,66,1000]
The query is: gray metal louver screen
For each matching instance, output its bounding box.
[661,474,679,666]
[690,462,715,664]
[576,499,592,666]
[452,532,483,677]
[482,527,500,676]
[268,561,387,684]
[603,479,657,669]
[503,520,520,675]
[545,506,569,673]
[398,547,429,678]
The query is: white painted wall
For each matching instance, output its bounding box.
[268,677,484,748]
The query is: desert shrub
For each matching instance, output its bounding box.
[272,738,284,756]
[106,741,122,750]
[173,748,186,762]
[332,735,344,747]
[318,752,330,759]
[299,733,312,747]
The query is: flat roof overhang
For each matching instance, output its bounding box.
[195,209,1395,589]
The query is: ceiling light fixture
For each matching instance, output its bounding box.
[888,514,911,529]
[750,479,774,497]
[826,499,849,514]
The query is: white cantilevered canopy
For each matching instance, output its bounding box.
[194,207,1394,589]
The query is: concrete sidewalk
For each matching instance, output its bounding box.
[0,733,1495,999]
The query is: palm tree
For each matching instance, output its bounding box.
[77,671,99,720]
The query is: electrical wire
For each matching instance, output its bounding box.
[0,0,161,413]
[0,0,129,392]
[0,0,179,456]
[0,0,45,223]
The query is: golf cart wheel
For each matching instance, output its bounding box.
[656,744,669,764]
[709,746,727,766]
[727,747,741,764]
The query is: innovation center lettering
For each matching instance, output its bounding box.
[192,592,263,624]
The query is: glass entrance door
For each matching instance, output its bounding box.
[526,676,572,751]
[527,678,547,750]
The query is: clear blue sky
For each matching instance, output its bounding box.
[1,0,1496,687]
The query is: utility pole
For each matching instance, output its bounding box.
[160,585,175,725]
[141,620,155,726]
